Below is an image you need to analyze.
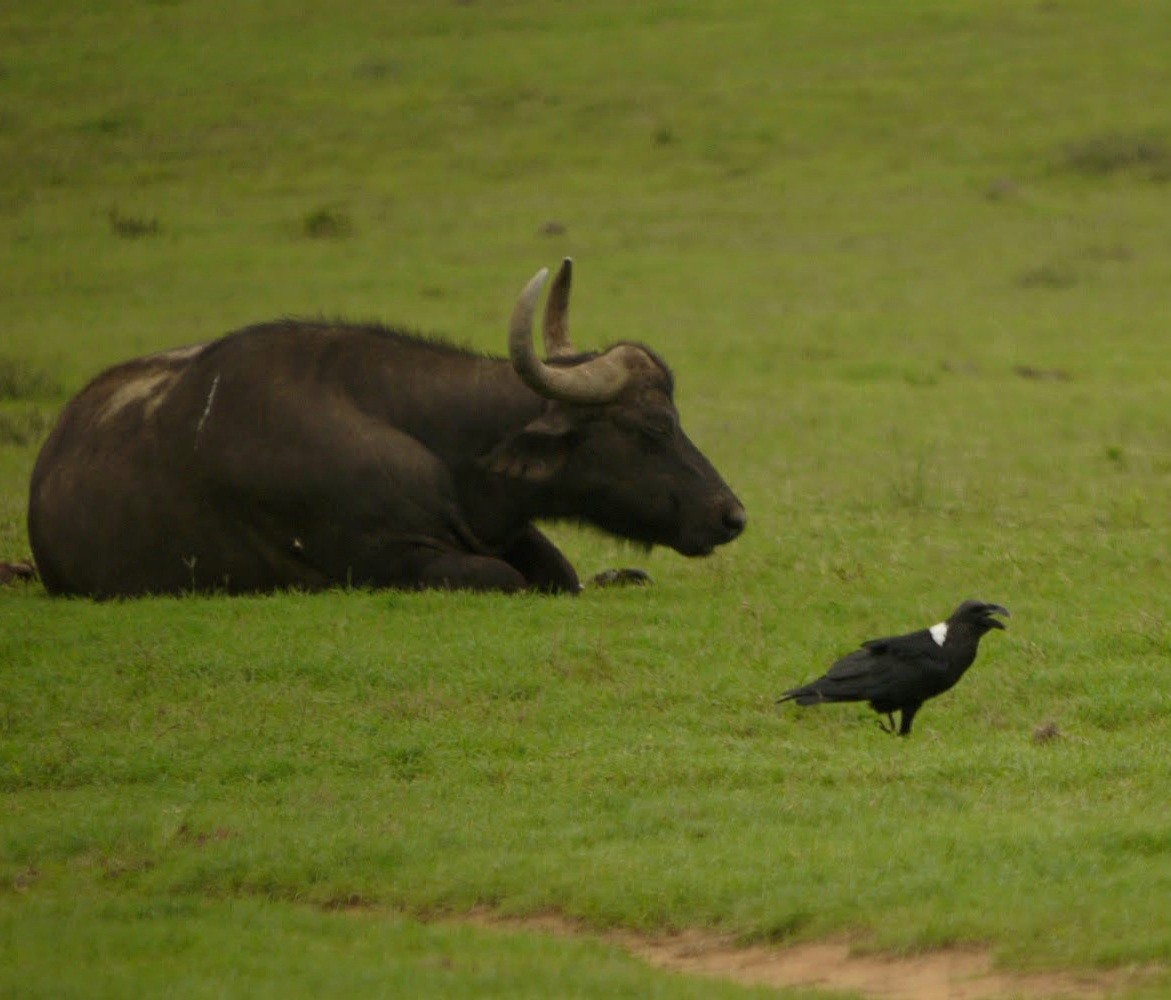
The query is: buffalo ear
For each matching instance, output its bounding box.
[484,407,575,482]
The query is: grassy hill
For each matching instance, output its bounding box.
[3,1,1171,996]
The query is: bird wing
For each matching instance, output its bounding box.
[860,627,939,657]
[819,630,949,703]
[779,629,952,706]
[817,648,905,697]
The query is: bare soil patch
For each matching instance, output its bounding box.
[462,911,1149,1000]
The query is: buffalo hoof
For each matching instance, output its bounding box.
[590,567,652,588]
[0,560,38,585]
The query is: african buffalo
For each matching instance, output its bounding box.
[28,260,745,597]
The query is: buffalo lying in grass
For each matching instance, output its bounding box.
[28,260,745,597]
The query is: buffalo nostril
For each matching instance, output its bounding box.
[722,504,747,538]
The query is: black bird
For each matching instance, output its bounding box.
[777,600,1009,736]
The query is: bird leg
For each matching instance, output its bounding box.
[897,704,920,737]
[876,713,898,735]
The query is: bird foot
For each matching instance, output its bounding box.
[876,715,898,735]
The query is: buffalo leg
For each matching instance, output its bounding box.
[414,551,528,593]
[500,525,580,593]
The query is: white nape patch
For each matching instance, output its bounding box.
[194,373,220,442]
[929,622,949,647]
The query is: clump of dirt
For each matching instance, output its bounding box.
[461,911,1149,1000]
[0,560,37,585]
[625,934,1116,1000]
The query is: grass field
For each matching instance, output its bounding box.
[3,1,1171,996]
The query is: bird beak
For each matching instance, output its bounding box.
[985,605,1010,629]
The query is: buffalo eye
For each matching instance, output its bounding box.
[637,409,678,441]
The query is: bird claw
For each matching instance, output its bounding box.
[876,714,897,735]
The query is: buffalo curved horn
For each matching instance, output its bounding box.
[509,266,632,405]
[541,257,576,358]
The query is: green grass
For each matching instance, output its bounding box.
[3,894,812,1000]
[4,0,1171,996]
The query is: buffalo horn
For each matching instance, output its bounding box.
[541,257,576,358]
[509,266,632,405]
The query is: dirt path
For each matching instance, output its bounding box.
[463,912,1148,1000]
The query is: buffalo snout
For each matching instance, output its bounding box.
[719,498,747,541]
[674,491,746,557]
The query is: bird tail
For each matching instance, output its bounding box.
[776,685,826,706]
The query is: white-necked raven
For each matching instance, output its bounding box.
[777,600,1009,736]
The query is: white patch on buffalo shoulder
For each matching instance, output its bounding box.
[194,373,220,443]
[149,342,209,362]
[98,369,178,424]
[929,621,948,646]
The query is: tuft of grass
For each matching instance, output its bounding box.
[1016,261,1079,289]
[107,207,160,239]
[888,454,931,511]
[1059,131,1171,181]
[0,358,60,401]
[0,408,53,446]
[302,206,353,240]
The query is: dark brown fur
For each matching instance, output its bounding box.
[29,317,744,597]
